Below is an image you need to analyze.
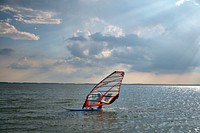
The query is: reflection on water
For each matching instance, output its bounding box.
[1,83,200,132]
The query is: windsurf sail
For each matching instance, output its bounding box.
[82,70,125,109]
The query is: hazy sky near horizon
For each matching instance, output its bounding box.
[0,0,200,84]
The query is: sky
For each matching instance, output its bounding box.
[0,0,200,84]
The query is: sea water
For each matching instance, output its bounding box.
[1,83,200,132]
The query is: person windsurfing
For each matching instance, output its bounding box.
[81,70,125,110]
[97,93,102,110]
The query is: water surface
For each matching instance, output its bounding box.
[1,83,200,132]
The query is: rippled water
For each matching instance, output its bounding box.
[1,83,200,132]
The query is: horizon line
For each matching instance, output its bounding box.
[0,82,200,86]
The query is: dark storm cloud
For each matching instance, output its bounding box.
[90,32,146,47]
[0,48,14,55]
[65,32,152,70]
[9,57,32,70]
[9,63,31,70]
[65,28,200,74]
[68,36,87,41]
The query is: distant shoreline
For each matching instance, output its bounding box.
[0,82,199,86]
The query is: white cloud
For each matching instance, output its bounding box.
[0,22,39,40]
[9,56,77,73]
[176,0,187,6]
[95,49,112,59]
[0,5,61,40]
[103,25,125,37]
[0,5,61,24]
[134,24,165,39]
[53,59,77,74]
[73,29,91,38]
[84,17,125,37]
[176,0,199,6]
[9,56,34,69]
[85,17,106,27]
[0,5,17,12]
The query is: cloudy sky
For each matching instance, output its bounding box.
[0,0,200,84]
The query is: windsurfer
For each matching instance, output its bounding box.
[97,93,102,110]
[97,105,102,110]
[80,71,125,111]
[97,101,102,110]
